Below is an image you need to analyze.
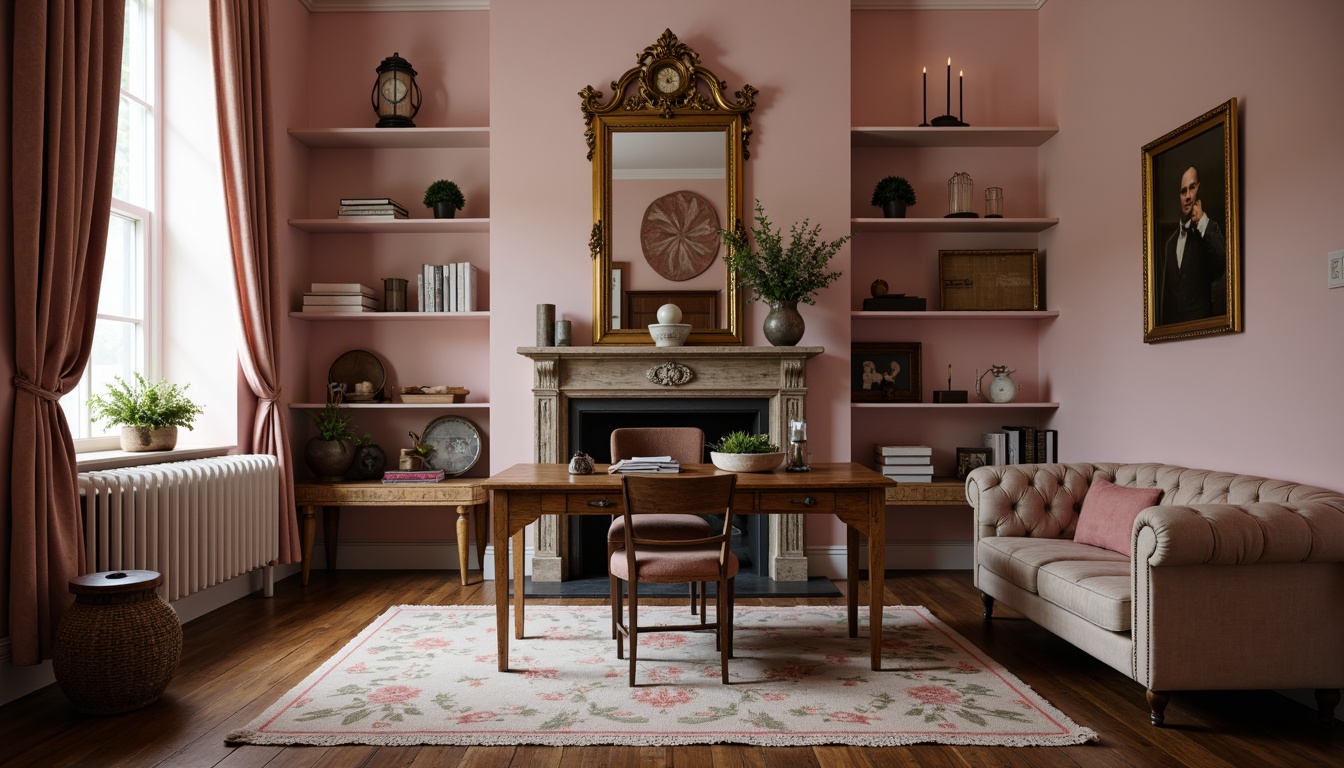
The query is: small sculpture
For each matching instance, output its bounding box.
[568,451,594,475]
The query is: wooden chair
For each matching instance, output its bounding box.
[608,428,711,637]
[611,472,738,686]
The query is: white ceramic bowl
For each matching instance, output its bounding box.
[648,323,691,347]
[710,451,785,473]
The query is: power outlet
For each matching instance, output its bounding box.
[1331,250,1344,289]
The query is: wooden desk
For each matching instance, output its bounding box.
[482,463,893,672]
[294,480,488,586]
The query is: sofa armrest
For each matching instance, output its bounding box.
[1134,501,1344,567]
[966,463,1119,539]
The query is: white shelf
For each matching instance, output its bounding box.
[289,402,489,410]
[852,310,1058,320]
[853,217,1057,233]
[290,218,490,234]
[288,127,489,149]
[851,126,1058,148]
[852,402,1059,410]
[290,311,489,320]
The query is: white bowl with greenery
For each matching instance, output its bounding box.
[708,431,783,473]
[87,373,205,452]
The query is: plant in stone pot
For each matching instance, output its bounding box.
[719,200,850,346]
[708,430,784,473]
[870,175,917,218]
[305,400,357,482]
[87,373,205,452]
[422,179,465,219]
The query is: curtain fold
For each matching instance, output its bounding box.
[8,0,126,665]
[210,0,300,565]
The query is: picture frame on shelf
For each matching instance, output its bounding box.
[1141,98,1241,344]
[956,447,991,480]
[851,342,922,403]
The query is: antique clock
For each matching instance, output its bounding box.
[371,52,421,128]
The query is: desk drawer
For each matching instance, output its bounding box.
[757,490,834,513]
[565,493,625,514]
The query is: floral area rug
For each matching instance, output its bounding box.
[227,604,1096,747]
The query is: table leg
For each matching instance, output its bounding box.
[513,531,526,639]
[847,526,859,638]
[492,491,510,672]
[323,506,340,572]
[300,505,317,586]
[456,504,470,587]
[868,488,886,671]
[475,505,488,582]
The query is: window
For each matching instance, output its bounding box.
[62,0,156,448]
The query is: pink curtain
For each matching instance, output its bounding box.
[8,0,125,665]
[210,0,300,565]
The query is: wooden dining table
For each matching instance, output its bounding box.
[482,462,894,671]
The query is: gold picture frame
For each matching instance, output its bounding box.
[1141,98,1241,343]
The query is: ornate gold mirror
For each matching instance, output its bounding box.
[581,30,756,345]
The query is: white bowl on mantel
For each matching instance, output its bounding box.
[648,323,691,347]
[710,451,785,473]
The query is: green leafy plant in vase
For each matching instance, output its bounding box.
[423,179,465,219]
[708,430,784,473]
[401,431,435,470]
[305,400,357,482]
[87,372,205,452]
[871,175,917,218]
[719,200,850,346]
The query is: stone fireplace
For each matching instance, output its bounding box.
[518,345,823,582]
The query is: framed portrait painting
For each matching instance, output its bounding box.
[851,342,921,403]
[1141,98,1242,343]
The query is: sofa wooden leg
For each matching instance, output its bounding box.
[1315,689,1340,725]
[981,593,995,620]
[1146,689,1170,726]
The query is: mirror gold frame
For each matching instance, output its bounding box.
[580,30,756,346]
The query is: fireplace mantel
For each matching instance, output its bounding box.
[518,345,823,581]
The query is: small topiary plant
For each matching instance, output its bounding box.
[870,175,917,208]
[87,373,205,430]
[422,179,465,210]
[709,430,779,454]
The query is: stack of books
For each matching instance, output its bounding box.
[417,262,479,312]
[984,428,1057,465]
[338,197,408,220]
[302,283,379,313]
[608,456,681,474]
[873,444,934,483]
[382,469,445,484]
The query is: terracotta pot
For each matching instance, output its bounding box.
[762,300,805,346]
[119,426,178,452]
[304,437,354,482]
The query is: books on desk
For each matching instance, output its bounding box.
[608,456,681,474]
[382,469,444,483]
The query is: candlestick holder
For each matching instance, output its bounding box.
[930,59,969,127]
[786,419,810,472]
[945,172,979,218]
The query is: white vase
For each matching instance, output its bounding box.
[709,451,785,473]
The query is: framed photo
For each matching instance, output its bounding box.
[1141,98,1241,343]
[956,447,990,481]
[610,261,627,329]
[851,342,921,403]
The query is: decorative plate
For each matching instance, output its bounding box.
[418,415,482,477]
[328,350,385,401]
[640,190,720,281]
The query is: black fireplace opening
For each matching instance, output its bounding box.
[567,397,770,579]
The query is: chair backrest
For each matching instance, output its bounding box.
[610,427,705,465]
[620,473,737,548]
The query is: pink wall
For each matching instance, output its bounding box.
[1037,0,1344,489]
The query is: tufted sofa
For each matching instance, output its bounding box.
[965,462,1344,726]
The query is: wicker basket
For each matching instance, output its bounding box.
[52,570,183,715]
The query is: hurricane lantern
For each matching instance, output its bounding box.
[372,52,421,128]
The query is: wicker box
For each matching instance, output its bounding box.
[938,249,1042,311]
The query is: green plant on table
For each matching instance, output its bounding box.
[709,431,779,455]
[87,373,205,430]
[422,179,465,210]
[308,401,355,442]
[719,200,850,305]
[408,431,434,457]
[870,175,917,207]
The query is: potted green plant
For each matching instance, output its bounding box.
[305,400,357,482]
[347,431,387,481]
[719,200,851,346]
[422,179,465,219]
[870,175,917,218]
[400,431,435,470]
[87,373,205,452]
[708,430,784,473]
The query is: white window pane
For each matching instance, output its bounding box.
[113,97,150,207]
[121,0,150,101]
[100,214,139,318]
[86,319,141,437]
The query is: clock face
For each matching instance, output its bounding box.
[653,64,682,95]
[380,77,408,104]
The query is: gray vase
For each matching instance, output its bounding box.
[762,300,805,346]
[304,437,354,482]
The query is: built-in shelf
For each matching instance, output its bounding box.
[885,479,968,507]
[287,127,490,149]
[852,402,1059,410]
[853,217,1058,233]
[289,311,489,320]
[289,218,490,234]
[851,126,1058,148]
[852,310,1057,320]
[289,402,489,410]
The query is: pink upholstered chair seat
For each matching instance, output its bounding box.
[607,513,710,544]
[610,547,739,582]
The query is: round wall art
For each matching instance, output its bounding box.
[639,190,720,281]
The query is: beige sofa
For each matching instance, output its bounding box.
[965,462,1344,726]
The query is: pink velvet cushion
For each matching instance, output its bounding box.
[610,548,739,582]
[1073,478,1163,555]
[608,514,710,543]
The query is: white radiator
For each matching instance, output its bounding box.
[78,455,279,601]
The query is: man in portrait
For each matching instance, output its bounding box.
[1156,165,1226,325]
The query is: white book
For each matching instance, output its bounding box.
[416,273,424,313]
[873,454,931,465]
[301,305,377,313]
[424,264,436,312]
[982,432,1007,466]
[446,263,458,312]
[303,294,379,307]
[310,283,376,297]
[874,445,933,457]
[463,263,478,311]
[880,465,934,476]
[889,475,933,484]
[455,262,467,312]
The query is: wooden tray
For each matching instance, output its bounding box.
[399,393,466,403]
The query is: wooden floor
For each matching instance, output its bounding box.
[1,569,1338,767]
